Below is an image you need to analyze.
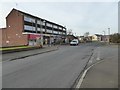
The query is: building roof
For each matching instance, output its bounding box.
[7,8,66,29]
[67,34,77,38]
[95,34,103,36]
[80,36,84,38]
[0,28,7,30]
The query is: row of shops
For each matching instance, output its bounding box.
[25,33,66,46]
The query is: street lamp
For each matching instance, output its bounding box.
[49,23,54,46]
[103,31,106,43]
[40,19,45,47]
[31,20,34,46]
[108,28,110,44]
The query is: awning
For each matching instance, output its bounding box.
[28,34,40,39]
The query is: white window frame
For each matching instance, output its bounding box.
[46,29,52,33]
[37,20,41,24]
[24,16,35,23]
[37,27,40,31]
[53,25,58,29]
[59,27,62,30]
[42,28,45,32]
[46,23,52,27]
[24,25,35,31]
[63,28,66,31]
[53,31,58,34]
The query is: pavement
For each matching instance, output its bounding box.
[80,45,118,88]
[2,45,59,62]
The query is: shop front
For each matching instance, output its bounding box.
[28,34,41,46]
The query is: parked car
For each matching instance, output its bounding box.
[70,39,79,46]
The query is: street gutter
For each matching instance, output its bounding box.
[71,48,94,88]
[76,59,104,88]
[2,46,59,62]
[71,43,104,88]
[10,47,59,61]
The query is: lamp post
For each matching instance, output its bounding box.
[50,24,54,46]
[31,20,34,46]
[103,31,106,43]
[40,19,45,47]
[108,28,110,44]
[40,19,42,47]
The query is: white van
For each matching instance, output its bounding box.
[70,39,79,46]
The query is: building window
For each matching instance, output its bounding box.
[63,28,66,31]
[46,23,52,27]
[42,22,45,26]
[37,28,40,31]
[58,27,62,30]
[37,20,41,24]
[46,29,52,33]
[53,25,58,29]
[58,31,62,34]
[37,20,44,25]
[24,25,35,31]
[59,32,62,34]
[42,28,45,32]
[63,32,66,35]
[24,16,35,23]
[53,31,58,34]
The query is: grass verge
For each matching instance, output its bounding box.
[0,46,34,51]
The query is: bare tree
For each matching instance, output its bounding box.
[67,29,73,35]
[84,32,89,37]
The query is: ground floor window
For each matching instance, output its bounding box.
[28,39,37,46]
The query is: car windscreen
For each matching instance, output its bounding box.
[72,41,77,42]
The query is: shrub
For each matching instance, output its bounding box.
[110,33,120,43]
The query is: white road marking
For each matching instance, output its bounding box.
[76,60,104,88]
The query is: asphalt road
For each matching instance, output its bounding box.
[2,42,102,88]
[80,45,118,88]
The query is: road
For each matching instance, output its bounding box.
[2,43,102,88]
[80,45,118,88]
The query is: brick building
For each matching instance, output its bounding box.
[0,8,67,47]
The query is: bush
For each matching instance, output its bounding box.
[110,33,120,43]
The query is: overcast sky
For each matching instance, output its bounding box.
[0,0,118,35]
